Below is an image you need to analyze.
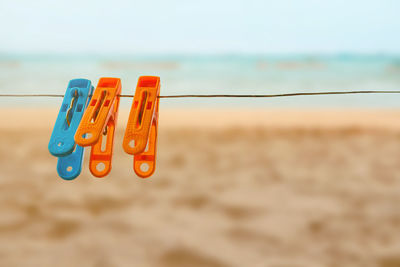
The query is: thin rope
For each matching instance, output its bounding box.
[0,90,400,99]
[156,90,400,98]
[0,94,64,97]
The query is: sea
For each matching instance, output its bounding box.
[0,54,399,108]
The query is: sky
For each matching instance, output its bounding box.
[0,0,399,54]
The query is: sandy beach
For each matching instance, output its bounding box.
[1,108,400,267]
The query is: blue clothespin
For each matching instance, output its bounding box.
[48,79,93,180]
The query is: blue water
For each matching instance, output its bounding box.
[0,54,399,107]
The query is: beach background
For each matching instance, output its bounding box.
[1,1,400,266]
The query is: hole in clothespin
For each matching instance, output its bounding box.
[91,90,107,124]
[96,162,105,172]
[101,132,107,152]
[82,133,93,139]
[66,89,79,127]
[67,166,73,172]
[140,163,150,172]
[129,140,135,148]
[57,142,63,147]
[136,91,148,128]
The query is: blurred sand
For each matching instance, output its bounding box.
[1,108,400,267]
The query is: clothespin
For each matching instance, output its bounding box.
[48,79,93,180]
[74,77,121,178]
[123,76,160,178]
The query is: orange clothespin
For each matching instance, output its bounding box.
[75,77,121,177]
[123,76,160,178]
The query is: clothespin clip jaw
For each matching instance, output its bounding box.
[75,77,121,178]
[123,76,160,178]
[48,79,93,180]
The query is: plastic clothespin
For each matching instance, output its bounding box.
[123,76,160,178]
[48,79,94,180]
[74,77,121,178]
